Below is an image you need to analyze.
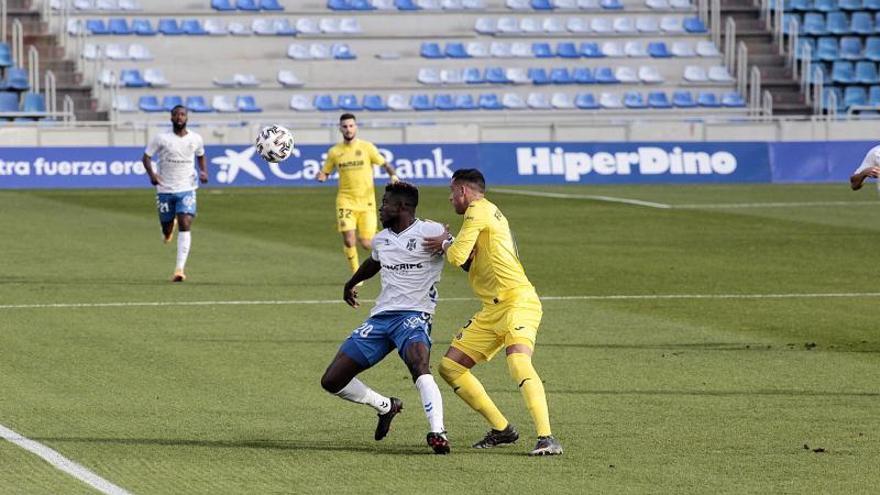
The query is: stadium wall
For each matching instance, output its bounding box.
[0,140,871,189]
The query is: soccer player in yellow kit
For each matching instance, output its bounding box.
[317,113,399,274]
[423,168,563,456]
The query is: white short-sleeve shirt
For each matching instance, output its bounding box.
[369,219,446,317]
[144,131,205,194]
[854,145,880,175]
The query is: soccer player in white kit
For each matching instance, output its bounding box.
[850,145,880,191]
[142,105,208,282]
[320,181,450,454]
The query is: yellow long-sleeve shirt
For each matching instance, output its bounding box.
[321,139,386,210]
[446,197,534,305]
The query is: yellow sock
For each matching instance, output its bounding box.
[439,357,508,431]
[343,245,359,273]
[507,352,551,437]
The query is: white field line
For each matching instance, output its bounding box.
[4,292,880,311]
[491,188,672,209]
[0,424,133,495]
[674,200,880,209]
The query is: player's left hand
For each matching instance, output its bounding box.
[422,225,450,254]
[343,283,360,308]
[199,170,209,183]
[390,174,400,184]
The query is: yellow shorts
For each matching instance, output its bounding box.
[336,206,377,238]
[450,290,543,363]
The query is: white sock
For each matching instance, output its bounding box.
[415,374,445,433]
[176,231,191,270]
[334,377,391,414]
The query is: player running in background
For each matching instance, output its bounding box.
[423,169,563,456]
[849,145,880,190]
[320,181,450,454]
[142,105,208,282]
[317,113,399,276]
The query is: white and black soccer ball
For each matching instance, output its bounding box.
[255,125,294,163]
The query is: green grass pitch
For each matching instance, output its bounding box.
[1,183,879,494]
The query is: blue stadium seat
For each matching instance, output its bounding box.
[328,0,353,9]
[623,92,646,108]
[86,19,110,35]
[446,42,469,58]
[363,94,388,111]
[815,0,838,9]
[420,42,444,58]
[832,61,856,82]
[463,67,485,83]
[556,42,580,58]
[532,0,554,8]
[572,67,595,84]
[21,92,45,114]
[866,37,880,61]
[212,0,236,10]
[109,18,131,35]
[857,61,879,83]
[648,42,671,57]
[816,37,838,61]
[844,86,867,108]
[595,67,618,83]
[185,96,213,112]
[550,67,573,84]
[683,17,707,33]
[158,19,184,35]
[796,38,817,61]
[338,94,362,110]
[869,85,880,106]
[314,94,338,111]
[396,0,421,9]
[0,91,19,112]
[791,0,812,10]
[648,91,672,108]
[532,42,554,58]
[4,67,28,90]
[575,93,599,109]
[0,43,12,68]
[411,94,434,110]
[529,68,550,84]
[161,95,183,111]
[182,19,207,35]
[580,42,604,58]
[478,93,503,109]
[697,92,720,107]
[839,0,862,9]
[782,13,800,35]
[600,0,623,8]
[333,43,356,59]
[826,12,849,35]
[867,0,880,8]
[851,12,873,34]
[672,90,696,107]
[138,95,163,112]
[721,91,746,107]
[822,86,843,111]
[261,0,285,9]
[803,13,827,35]
[132,18,156,35]
[120,69,148,87]
[454,94,478,109]
[434,93,456,110]
[485,67,509,83]
[840,37,863,60]
[351,0,376,9]
[237,0,261,10]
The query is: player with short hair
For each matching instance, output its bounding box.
[142,105,207,282]
[320,181,450,454]
[423,168,563,456]
[850,145,880,190]
[317,113,399,276]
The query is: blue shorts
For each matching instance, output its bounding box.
[340,311,433,368]
[157,191,197,224]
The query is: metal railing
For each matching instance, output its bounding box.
[785,16,799,68]
[811,66,824,114]
[711,0,721,48]
[724,17,736,73]
[63,94,76,122]
[736,41,748,97]
[11,18,22,69]
[762,90,773,117]
[749,66,762,115]
[45,70,57,117]
[1,0,6,44]
[28,45,39,94]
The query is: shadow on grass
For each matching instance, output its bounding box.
[542,389,880,398]
[538,342,880,353]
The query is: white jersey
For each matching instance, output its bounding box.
[370,219,445,317]
[854,145,880,175]
[144,131,205,194]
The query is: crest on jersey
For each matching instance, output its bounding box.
[406,238,417,251]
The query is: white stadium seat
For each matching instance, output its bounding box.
[625,41,648,57]
[227,21,252,35]
[511,42,532,57]
[567,17,590,33]
[614,17,637,33]
[290,94,315,111]
[441,68,465,84]
[683,65,708,82]
[497,17,521,33]
[600,92,624,108]
[671,41,696,57]
[543,17,565,33]
[82,44,101,60]
[296,18,320,35]
[105,44,129,60]
[466,42,490,57]
[520,17,542,34]
[205,19,227,35]
[636,16,660,32]
[615,66,639,83]
[502,93,527,109]
[277,70,304,87]
[527,92,552,109]
[602,41,625,57]
[490,41,513,58]
[591,17,613,33]
[660,16,684,32]
[507,0,531,8]
[417,0,443,8]
[234,73,261,86]
[475,17,497,34]
[418,67,442,84]
[340,18,362,34]
[128,43,152,60]
[708,66,734,82]
[506,67,530,84]
[253,19,276,35]
[114,95,136,112]
[212,95,237,112]
[288,44,311,59]
[696,41,721,57]
[387,93,411,111]
[309,43,332,59]
[638,65,664,83]
[144,68,169,87]
[578,0,600,8]
[320,18,341,33]
[646,0,670,8]
[551,92,575,108]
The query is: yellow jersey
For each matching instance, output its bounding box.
[446,198,534,305]
[321,139,386,210]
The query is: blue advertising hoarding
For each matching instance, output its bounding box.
[0,140,872,189]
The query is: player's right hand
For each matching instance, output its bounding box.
[149,176,162,186]
[316,171,328,182]
[343,283,359,308]
[866,166,880,178]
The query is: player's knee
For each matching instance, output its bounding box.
[320,372,342,394]
[506,352,537,385]
[438,356,466,385]
[358,238,372,250]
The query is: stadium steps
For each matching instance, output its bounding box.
[721,0,812,114]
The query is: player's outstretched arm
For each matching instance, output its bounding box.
[851,166,880,190]
[142,153,161,186]
[197,154,208,183]
[343,258,381,308]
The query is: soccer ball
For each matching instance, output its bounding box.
[255,125,294,163]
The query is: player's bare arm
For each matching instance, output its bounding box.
[850,166,880,190]
[142,153,161,186]
[316,171,328,182]
[421,224,450,253]
[381,163,399,183]
[343,257,381,308]
[197,154,208,183]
